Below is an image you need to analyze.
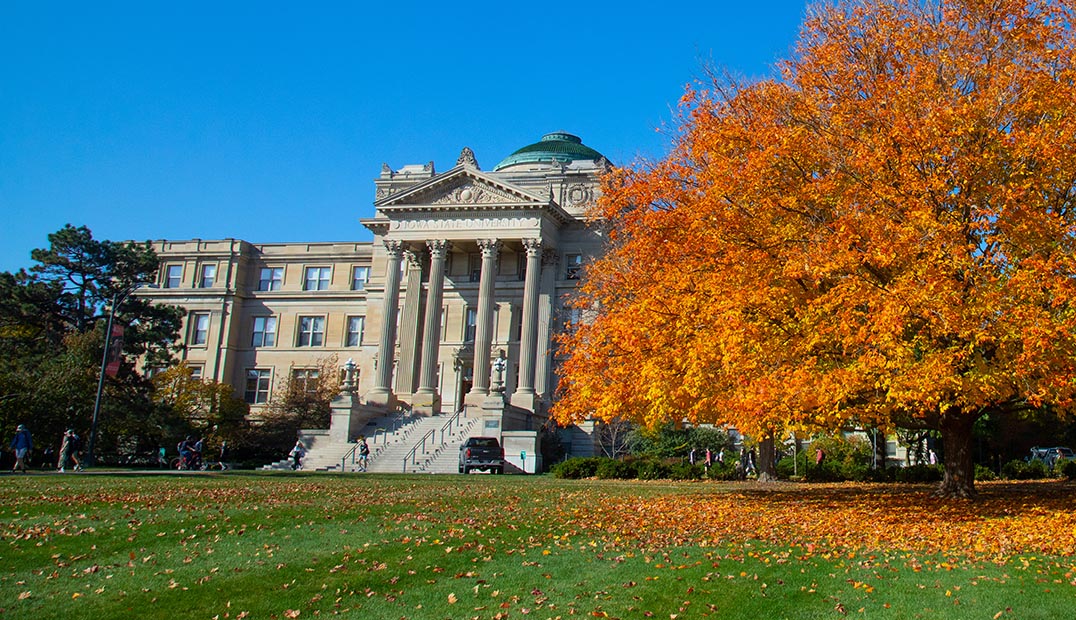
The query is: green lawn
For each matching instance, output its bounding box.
[1,472,1073,619]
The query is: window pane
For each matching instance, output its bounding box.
[200,264,216,288]
[346,316,365,346]
[166,265,183,288]
[259,267,282,291]
[351,266,369,291]
[191,313,209,345]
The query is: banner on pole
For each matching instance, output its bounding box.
[105,324,125,377]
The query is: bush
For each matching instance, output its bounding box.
[668,462,703,481]
[706,460,741,481]
[1001,459,1050,480]
[895,464,943,483]
[550,457,602,479]
[1061,459,1076,480]
[635,459,671,480]
[975,464,999,481]
[595,458,637,480]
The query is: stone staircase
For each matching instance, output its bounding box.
[260,409,479,474]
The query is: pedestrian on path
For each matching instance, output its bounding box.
[9,424,32,473]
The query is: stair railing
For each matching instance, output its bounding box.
[402,428,436,473]
[341,443,359,472]
[437,407,466,444]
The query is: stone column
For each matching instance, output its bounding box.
[366,240,404,407]
[511,238,543,410]
[413,240,450,415]
[534,249,559,401]
[466,239,501,404]
[395,249,425,397]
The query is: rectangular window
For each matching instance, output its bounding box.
[468,253,481,282]
[165,264,183,288]
[244,369,271,404]
[351,266,370,291]
[189,365,204,381]
[199,264,217,288]
[304,266,331,291]
[258,267,283,291]
[252,316,277,347]
[292,368,320,393]
[346,316,365,347]
[297,316,325,347]
[190,312,210,345]
[464,308,477,342]
[565,253,584,280]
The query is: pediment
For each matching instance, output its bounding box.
[375,166,550,210]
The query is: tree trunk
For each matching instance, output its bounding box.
[937,411,976,498]
[757,436,777,483]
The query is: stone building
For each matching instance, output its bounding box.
[142,132,607,456]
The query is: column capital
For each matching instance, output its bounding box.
[522,238,544,256]
[383,239,405,258]
[477,238,502,258]
[541,248,560,267]
[426,239,451,258]
[403,248,423,270]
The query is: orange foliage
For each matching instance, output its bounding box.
[554,0,1076,496]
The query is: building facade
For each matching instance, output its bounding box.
[143,132,607,443]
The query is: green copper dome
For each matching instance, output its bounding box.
[493,132,605,171]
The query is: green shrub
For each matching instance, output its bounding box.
[595,458,637,480]
[974,464,998,481]
[895,464,943,483]
[551,457,602,479]
[668,462,703,481]
[706,460,741,481]
[1001,459,1050,480]
[636,459,671,480]
[1061,459,1076,480]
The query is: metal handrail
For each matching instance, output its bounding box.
[402,428,436,473]
[341,443,359,472]
[438,407,466,444]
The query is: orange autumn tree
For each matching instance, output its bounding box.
[553,0,1076,497]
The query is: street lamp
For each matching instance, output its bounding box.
[86,282,157,466]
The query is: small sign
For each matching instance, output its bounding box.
[521,450,526,461]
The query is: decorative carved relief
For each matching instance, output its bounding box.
[567,184,593,207]
[383,239,405,258]
[426,239,451,258]
[477,239,503,259]
[541,248,560,267]
[404,249,423,270]
[389,216,541,231]
[522,238,544,256]
[456,147,479,169]
[429,181,517,205]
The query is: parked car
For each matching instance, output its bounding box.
[1027,446,1075,469]
[459,437,504,474]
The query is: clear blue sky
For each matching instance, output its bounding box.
[0,1,810,273]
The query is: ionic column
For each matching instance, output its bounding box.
[467,239,501,402]
[413,240,450,415]
[367,240,404,407]
[511,238,543,409]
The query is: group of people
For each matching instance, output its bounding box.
[7,424,85,473]
[176,436,229,471]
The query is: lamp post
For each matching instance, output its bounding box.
[86,282,156,467]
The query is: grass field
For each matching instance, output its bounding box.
[2,473,1075,619]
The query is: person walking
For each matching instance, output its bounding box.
[58,430,83,473]
[9,424,32,473]
[218,440,229,471]
[289,440,305,470]
[358,437,370,472]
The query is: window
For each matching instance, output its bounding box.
[468,253,481,282]
[244,369,271,404]
[565,253,583,280]
[199,264,217,288]
[165,264,183,288]
[351,266,370,291]
[464,308,477,342]
[346,316,365,347]
[189,365,204,381]
[304,266,331,291]
[292,368,320,393]
[258,267,283,291]
[252,316,277,347]
[190,312,210,345]
[297,316,325,347]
